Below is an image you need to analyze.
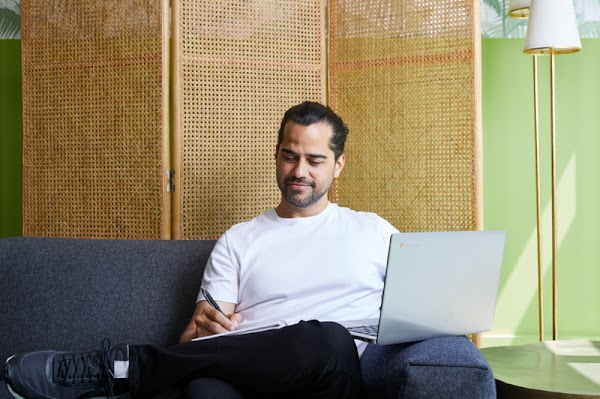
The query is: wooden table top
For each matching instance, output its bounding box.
[481,340,600,398]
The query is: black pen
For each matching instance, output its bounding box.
[200,287,225,315]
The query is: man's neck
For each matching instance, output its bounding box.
[275,199,329,218]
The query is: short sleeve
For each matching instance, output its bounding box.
[377,215,400,246]
[197,232,240,305]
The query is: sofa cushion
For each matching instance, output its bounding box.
[0,237,215,362]
[361,336,496,399]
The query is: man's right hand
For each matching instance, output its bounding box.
[180,300,241,343]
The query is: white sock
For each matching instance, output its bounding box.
[113,361,129,379]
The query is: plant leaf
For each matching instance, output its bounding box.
[0,6,21,39]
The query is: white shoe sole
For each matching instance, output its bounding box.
[6,384,26,399]
[5,355,25,399]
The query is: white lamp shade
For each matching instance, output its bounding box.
[508,0,530,19]
[524,0,582,54]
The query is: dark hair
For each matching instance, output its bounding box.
[277,101,348,161]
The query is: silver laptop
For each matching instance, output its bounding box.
[339,230,506,345]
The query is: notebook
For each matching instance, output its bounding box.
[338,230,506,345]
[191,320,287,341]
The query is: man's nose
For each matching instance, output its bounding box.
[291,159,308,177]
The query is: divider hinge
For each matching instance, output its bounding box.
[166,170,175,192]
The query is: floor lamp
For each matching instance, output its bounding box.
[508,0,544,342]
[518,0,581,341]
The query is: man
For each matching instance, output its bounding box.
[4,102,398,399]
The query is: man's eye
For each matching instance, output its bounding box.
[284,156,296,162]
[309,161,323,166]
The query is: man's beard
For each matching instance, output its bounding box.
[278,176,332,209]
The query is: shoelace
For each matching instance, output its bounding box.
[100,338,115,398]
[54,338,115,398]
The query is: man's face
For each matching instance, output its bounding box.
[276,121,345,213]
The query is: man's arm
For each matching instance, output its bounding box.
[180,300,242,343]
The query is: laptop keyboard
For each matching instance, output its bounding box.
[346,324,378,336]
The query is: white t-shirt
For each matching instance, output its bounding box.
[199,202,398,354]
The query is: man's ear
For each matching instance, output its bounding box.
[334,153,345,178]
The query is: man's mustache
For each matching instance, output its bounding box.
[285,177,316,188]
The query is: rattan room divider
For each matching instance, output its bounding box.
[328,0,483,234]
[327,0,483,346]
[170,0,326,239]
[21,0,171,238]
[22,0,481,249]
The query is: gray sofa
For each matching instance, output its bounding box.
[0,237,496,398]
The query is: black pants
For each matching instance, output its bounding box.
[127,320,362,399]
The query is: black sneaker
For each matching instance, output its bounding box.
[5,338,128,399]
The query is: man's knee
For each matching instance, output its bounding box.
[294,320,360,368]
[313,321,357,353]
[281,321,361,397]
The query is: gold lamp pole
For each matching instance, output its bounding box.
[523,0,581,341]
[508,0,544,342]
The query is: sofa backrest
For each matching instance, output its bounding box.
[0,236,215,398]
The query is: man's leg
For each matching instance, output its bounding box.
[182,378,245,399]
[180,372,357,399]
[4,321,361,399]
[129,321,361,398]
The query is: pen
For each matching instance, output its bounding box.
[200,287,225,315]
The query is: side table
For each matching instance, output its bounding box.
[480,340,600,398]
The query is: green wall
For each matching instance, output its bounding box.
[1,38,599,343]
[482,39,600,345]
[0,39,22,238]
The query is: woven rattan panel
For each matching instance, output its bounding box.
[328,0,483,346]
[173,0,326,239]
[328,0,482,233]
[21,0,169,238]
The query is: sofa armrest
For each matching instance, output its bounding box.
[360,336,496,399]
